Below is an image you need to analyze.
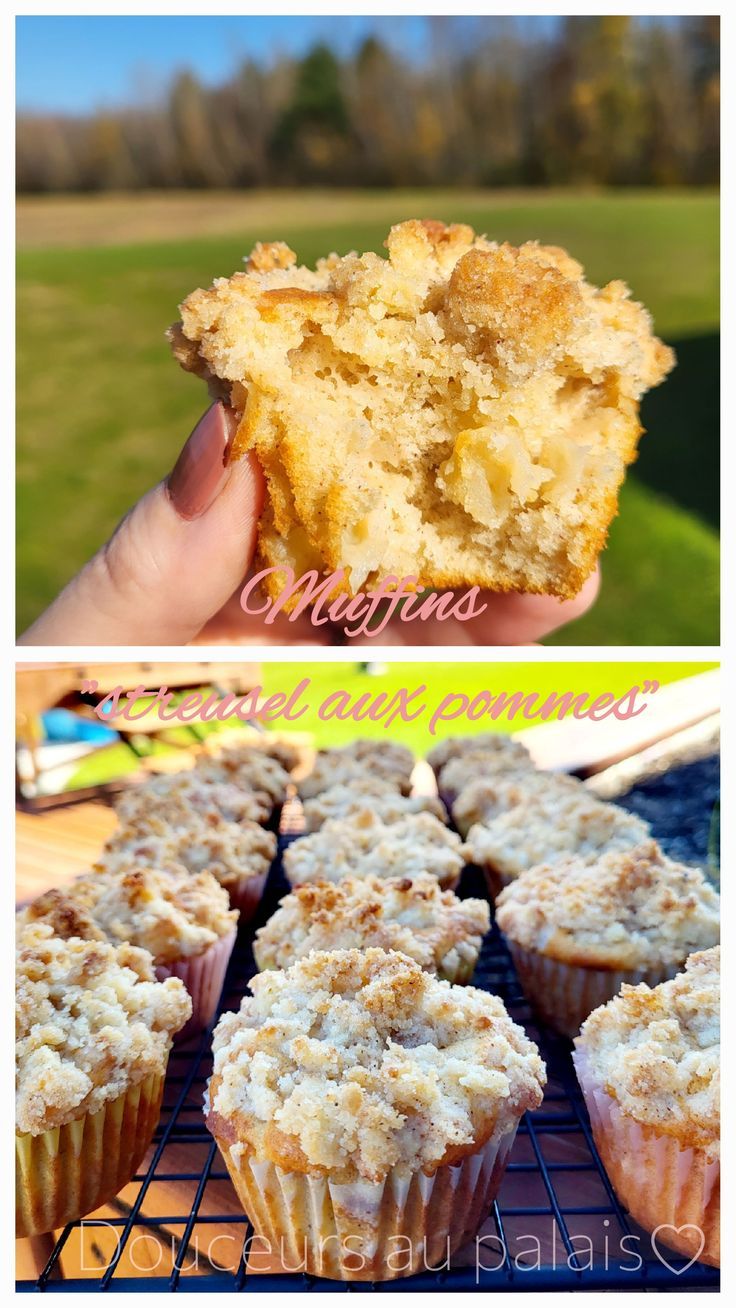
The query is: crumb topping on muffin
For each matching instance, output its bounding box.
[496,841,719,969]
[302,778,446,832]
[20,863,238,965]
[575,947,720,1156]
[116,771,272,827]
[452,770,579,836]
[202,735,301,774]
[427,732,531,778]
[195,748,290,806]
[208,947,545,1180]
[254,874,489,976]
[283,811,468,888]
[100,812,276,891]
[299,741,415,800]
[438,750,536,806]
[466,787,649,880]
[16,922,191,1135]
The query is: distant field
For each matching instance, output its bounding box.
[16,188,719,642]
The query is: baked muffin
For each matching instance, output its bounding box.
[100,812,276,922]
[206,948,545,1280]
[254,874,490,982]
[283,811,468,890]
[302,778,446,832]
[116,770,272,827]
[496,841,720,1036]
[201,734,302,774]
[16,922,191,1237]
[453,770,585,837]
[170,220,672,603]
[573,947,720,1268]
[427,732,531,778]
[195,747,290,810]
[466,785,650,898]
[20,863,239,1035]
[436,747,537,810]
[299,740,415,800]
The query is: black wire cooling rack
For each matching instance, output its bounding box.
[18,845,720,1293]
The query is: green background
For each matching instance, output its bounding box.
[17,189,719,643]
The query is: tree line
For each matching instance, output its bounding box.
[17,16,719,193]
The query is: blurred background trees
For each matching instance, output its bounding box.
[16,15,719,193]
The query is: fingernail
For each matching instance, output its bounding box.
[167,403,236,520]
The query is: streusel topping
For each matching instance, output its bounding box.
[427,732,531,777]
[496,841,719,968]
[254,874,489,975]
[20,863,238,965]
[116,771,272,827]
[283,811,468,888]
[195,748,290,806]
[574,947,719,1156]
[100,813,276,890]
[452,770,580,836]
[438,750,536,805]
[303,779,446,832]
[16,923,191,1135]
[208,948,545,1180]
[299,741,415,800]
[466,788,649,880]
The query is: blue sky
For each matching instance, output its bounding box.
[16,15,566,114]
[17,16,433,114]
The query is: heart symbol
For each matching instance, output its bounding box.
[650,1224,705,1274]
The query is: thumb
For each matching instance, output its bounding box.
[19,404,264,645]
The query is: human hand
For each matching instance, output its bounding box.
[19,403,599,647]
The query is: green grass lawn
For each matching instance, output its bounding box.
[16,189,719,642]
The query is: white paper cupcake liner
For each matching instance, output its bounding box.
[210,1123,518,1281]
[156,928,236,1038]
[573,1048,719,1267]
[16,1070,165,1238]
[227,872,268,925]
[506,941,677,1038]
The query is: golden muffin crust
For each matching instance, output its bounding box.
[302,778,446,832]
[195,748,290,806]
[170,220,672,602]
[466,788,649,881]
[427,732,531,778]
[20,863,238,966]
[299,740,415,800]
[452,770,586,837]
[253,874,489,976]
[100,812,277,892]
[116,771,272,827]
[16,922,191,1135]
[207,947,545,1181]
[283,811,468,889]
[575,947,719,1157]
[496,841,719,969]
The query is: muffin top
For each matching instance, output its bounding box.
[466,788,649,880]
[574,947,720,1157]
[452,770,579,837]
[116,771,272,827]
[302,778,446,832]
[101,812,276,890]
[195,747,290,806]
[19,862,238,965]
[202,735,301,774]
[496,841,720,969]
[427,732,531,777]
[299,741,414,800]
[16,922,191,1135]
[283,811,468,889]
[253,874,489,975]
[208,947,545,1181]
[437,750,536,805]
